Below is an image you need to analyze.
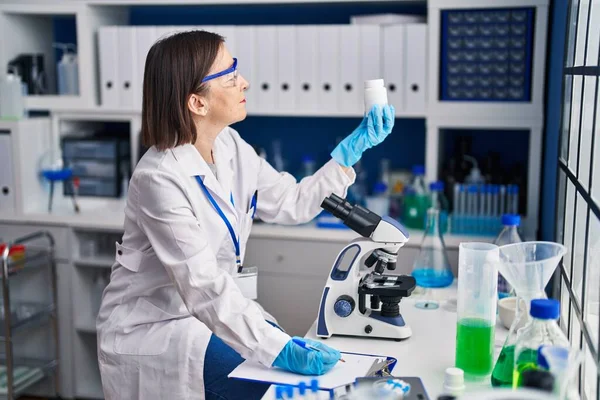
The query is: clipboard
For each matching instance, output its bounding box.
[228,351,397,392]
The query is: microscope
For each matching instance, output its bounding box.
[316,194,416,340]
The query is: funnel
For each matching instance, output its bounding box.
[497,242,567,298]
[491,241,568,388]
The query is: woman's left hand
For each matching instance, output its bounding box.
[331,104,395,167]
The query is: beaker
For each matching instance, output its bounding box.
[455,242,499,379]
[411,208,454,309]
[490,242,567,388]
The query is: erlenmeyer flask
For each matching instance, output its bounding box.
[411,208,455,309]
[490,242,567,388]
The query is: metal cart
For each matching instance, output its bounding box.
[0,231,59,400]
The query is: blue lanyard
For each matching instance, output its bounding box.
[195,176,241,269]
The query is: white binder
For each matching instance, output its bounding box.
[317,25,340,113]
[405,24,427,113]
[338,25,361,114]
[98,26,119,108]
[276,25,296,113]
[117,27,137,110]
[382,25,404,111]
[215,26,236,58]
[359,25,382,82]
[0,132,15,213]
[235,26,257,113]
[295,25,319,113]
[135,26,157,111]
[255,26,278,113]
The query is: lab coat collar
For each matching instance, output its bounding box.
[170,130,237,217]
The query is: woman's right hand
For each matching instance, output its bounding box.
[272,337,341,375]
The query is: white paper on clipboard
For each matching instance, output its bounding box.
[228,353,387,390]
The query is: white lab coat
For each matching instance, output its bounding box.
[96,127,355,399]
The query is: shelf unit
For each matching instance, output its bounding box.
[0,231,59,400]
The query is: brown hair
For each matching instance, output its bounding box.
[141,30,224,150]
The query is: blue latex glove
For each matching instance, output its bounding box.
[331,104,395,167]
[272,337,341,375]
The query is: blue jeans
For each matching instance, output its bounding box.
[203,321,283,400]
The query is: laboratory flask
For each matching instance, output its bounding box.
[411,208,454,310]
[455,242,498,379]
[490,242,567,388]
[512,299,568,389]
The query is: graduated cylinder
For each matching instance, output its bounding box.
[455,242,499,379]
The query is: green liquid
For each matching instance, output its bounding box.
[455,318,494,377]
[491,345,515,387]
[513,348,539,388]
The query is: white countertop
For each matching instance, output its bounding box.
[262,285,509,400]
[0,200,491,247]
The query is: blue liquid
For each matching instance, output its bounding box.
[412,268,454,288]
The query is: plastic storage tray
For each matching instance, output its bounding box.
[439,7,535,102]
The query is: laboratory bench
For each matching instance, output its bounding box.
[0,204,492,399]
[262,285,510,400]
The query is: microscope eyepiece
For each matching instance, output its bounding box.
[320,194,381,238]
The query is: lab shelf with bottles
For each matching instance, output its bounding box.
[0,231,59,400]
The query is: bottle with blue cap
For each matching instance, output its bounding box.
[429,181,449,233]
[513,299,569,389]
[365,181,390,217]
[494,214,522,298]
[403,165,429,229]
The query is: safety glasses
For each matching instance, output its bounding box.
[202,58,239,87]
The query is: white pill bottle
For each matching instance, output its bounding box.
[364,79,388,113]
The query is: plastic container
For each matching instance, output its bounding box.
[455,242,499,379]
[0,68,25,120]
[513,299,568,388]
[365,182,390,217]
[298,155,315,180]
[494,214,523,297]
[364,79,388,113]
[402,165,429,229]
[54,43,79,95]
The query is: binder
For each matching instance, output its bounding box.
[135,26,157,111]
[255,26,278,113]
[0,131,15,213]
[317,26,340,113]
[295,25,319,113]
[382,25,404,111]
[214,26,236,58]
[235,26,257,113]
[276,25,296,113]
[98,26,119,108]
[404,24,427,113]
[229,351,397,392]
[338,25,361,114]
[359,25,382,82]
[117,27,137,110]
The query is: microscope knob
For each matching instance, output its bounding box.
[334,295,355,318]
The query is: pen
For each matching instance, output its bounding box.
[292,338,345,362]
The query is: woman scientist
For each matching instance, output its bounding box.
[97,30,395,400]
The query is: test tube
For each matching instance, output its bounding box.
[466,185,476,235]
[459,184,466,234]
[510,185,519,214]
[491,185,499,217]
[479,185,486,234]
[499,185,506,216]
[453,183,460,233]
